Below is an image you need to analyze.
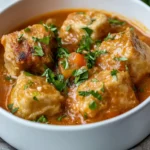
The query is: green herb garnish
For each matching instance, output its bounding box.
[17,34,24,43]
[72,68,89,86]
[5,76,13,81]
[82,27,93,36]
[60,58,69,69]
[111,69,118,80]
[85,50,107,69]
[91,78,99,82]
[100,83,105,93]
[33,96,38,101]
[88,18,96,25]
[57,47,69,58]
[108,18,125,25]
[104,33,116,41]
[79,90,102,100]
[33,42,44,57]
[24,80,34,90]
[24,27,31,32]
[24,71,33,76]
[36,115,48,123]
[66,25,71,31]
[89,101,97,110]
[42,68,67,92]
[114,57,128,61]
[8,103,19,114]
[32,36,50,45]
[57,114,67,121]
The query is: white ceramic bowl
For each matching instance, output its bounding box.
[0,0,150,150]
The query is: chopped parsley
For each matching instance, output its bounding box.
[88,18,96,25]
[42,68,67,92]
[83,112,88,119]
[100,83,105,93]
[17,34,24,43]
[24,71,33,76]
[89,101,97,110]
[78,90,102,100]
[8,103,19,114]
[125,65,129,71]
[60,58,69,69]
[32,36,50,45]
[104,33,116,41]
[82,27,93,36]
[91,78,99,82]
[24,27,31,32]
[130,27,134,31]
[76,27,93,53]
[57,114,67,121]
[33,96,38,101]
[114,57,128,61]
[108,18,125,25]
[85,50,107,69]
[95,40,102,47]
[66,25,71,31]
[24,80,34,90]
[5,75,13,81]
[111,69,118,80]
[33,42,44,57]
[72,68,89,86]
[36,115,48,123]
[57,47,69,58]
[43,24,58,35]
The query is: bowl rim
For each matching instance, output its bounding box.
[0,0,150,131]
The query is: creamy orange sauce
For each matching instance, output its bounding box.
[0,9,150,125]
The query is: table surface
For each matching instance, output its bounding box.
[0,0,150,150]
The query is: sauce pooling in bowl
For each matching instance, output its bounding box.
[0,9,150,125]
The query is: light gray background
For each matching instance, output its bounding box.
[0,0,150,149]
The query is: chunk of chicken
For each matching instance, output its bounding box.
[96,28,150,84]
[9,72,64,120]
[59,11,110,46]
[1,24,55,76]
[71,70,138,118]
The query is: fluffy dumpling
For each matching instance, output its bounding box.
[59,11,110,46]
[70,70,138,118]
[1,24,55,76]
[8,72,64,120]
[96,28,150,84]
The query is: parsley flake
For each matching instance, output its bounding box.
[17,34,24,43]
[36,115,48,123]
[78,90,102,100]
[104,33,116,41]
[60,58,69,69]
[82,27,93,36]
[57,47,69,58]
[111,69,118,80]
[8,103,19,114]
[114,57,128,61]
[66,25,71,31]
[72,68,89,86]
[24,27,31,32]
[42,68,68,92]
[57,114,67,121]
[89,101,97,110]
[108,18,125,25]
[33,42,44,57]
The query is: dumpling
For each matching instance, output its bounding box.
[8,72,64,120]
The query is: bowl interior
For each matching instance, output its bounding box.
[0,0,150,37]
